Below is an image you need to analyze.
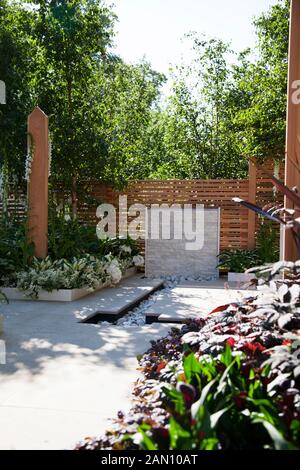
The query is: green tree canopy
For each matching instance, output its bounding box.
[139,0,289,179]
[0,0,291,193]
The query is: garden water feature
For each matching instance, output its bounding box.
[98,274,254,327]
[80,275,164,324]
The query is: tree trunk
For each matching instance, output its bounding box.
[71,175,77,218]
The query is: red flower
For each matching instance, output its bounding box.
[241,342,266,355]
[227,338,236,348]
[176,382,196,408]
[233,391,248,409]
[156,361,167,373]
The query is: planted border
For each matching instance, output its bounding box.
[76,262,300,450]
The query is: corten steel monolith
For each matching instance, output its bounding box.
[247,159,257,250]
[283,0,300,261]
[27,107,49,258]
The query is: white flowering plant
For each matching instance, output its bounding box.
[97,236,140,260]
[16,254,130,298]
[132,255,144,267]
[25,133,34,183]
[0,213,145,296]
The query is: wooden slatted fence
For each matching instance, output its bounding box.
[0,159,284,251]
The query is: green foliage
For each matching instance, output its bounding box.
[0,214,141,291]
[0,218,34,285]
[96,236,139,259]
[15,244,143,298]
[256,220,280,264]
[93,61,165,186]
[48,211,139,260]
[16,254,113,297]
[142,37,249,180]
[0,0,290,187]
[139,0,289,179]
[31,0,115,192]
[0,1,164,193]
[0,0,37,181]
[13,236,142,297]
[231,0,289,162]
[217,249,260,273]
[137,348,298,450]
[48,213,100,260]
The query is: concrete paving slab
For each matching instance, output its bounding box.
[145,282,256,322]
[0,275,257,448]
[0,303,175,449]
[0,275,164,323]
[177,277,256,290]
[0,276,177,449]
[76,275,164,321]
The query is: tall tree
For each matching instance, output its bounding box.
[144,36,249,180]
[95,60,165,186]
[30,0,115,213]
[141,0,289,180]
[0,0,36,183]
[232,0,290,161]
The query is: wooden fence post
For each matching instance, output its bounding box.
[247,159,257,250]
[27,107,49,259]
[283,0,300,261]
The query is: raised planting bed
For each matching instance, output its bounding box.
[3,267,136,302]
[228,272,256,283]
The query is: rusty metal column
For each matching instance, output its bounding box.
[27,107,49,259]
[247,159,257,250]
[283,0,300,261]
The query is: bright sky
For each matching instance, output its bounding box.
[112,0,281,75]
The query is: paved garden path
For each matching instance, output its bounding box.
[145,279,255,322]
[0,276,255,449]
[0,276,170,450]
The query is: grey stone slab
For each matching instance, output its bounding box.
[145,282,256,322]
[145,208,220,278]
[75,276,164,319]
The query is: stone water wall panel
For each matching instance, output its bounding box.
[145,208,220,278]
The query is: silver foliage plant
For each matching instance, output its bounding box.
[11,253,143,299]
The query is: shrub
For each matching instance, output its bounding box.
[76,261,300,451]
[48,212,140,260]
[0,214,142,290]
[256,219,279,264]
[0,218,34,285]
[135,348,299,450]
[48,214,99,260]
[15,252,143,298]
[217,249,259,273]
